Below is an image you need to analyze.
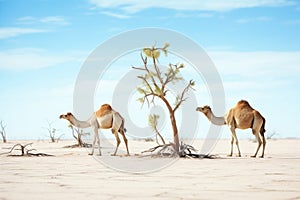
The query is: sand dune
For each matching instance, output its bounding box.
[0,139,299,200]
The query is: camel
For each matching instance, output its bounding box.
[196,100,266,158]
[59,104,129,156]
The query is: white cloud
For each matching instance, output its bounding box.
[39,16,69,25]
[174,12,214,18]
[17,16,36,23]
[89,0,295,13]
[17,16,69,25]
[100,11,131,19]
[0,16,69,39]
[0,27,49,39]
[0,48,76,71]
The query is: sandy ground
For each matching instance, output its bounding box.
[0,138,299,200]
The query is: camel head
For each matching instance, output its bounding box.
[59,112,75,125]
[196,106,212,114]
[196,106,212,119]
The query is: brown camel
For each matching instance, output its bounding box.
[60,104,129,156]
[196,100,266,158]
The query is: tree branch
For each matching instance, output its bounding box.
[173,80,195,112]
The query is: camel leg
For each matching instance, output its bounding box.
[120,130,130,156]
[260,135,266,158]
[89,127,98,156]
[95,129,101,156]
[251,129,262,158]
[228,135,234,157]
[230,126,241,157]
[112,129,121,156]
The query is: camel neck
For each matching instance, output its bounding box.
[69,116,91,128]
[207,112,226,126]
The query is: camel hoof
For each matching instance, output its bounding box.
[125,154,130,157]
[88,153,93,156]
[237,154,241,157]
[227,154,232,157]
[111,154,116,156]
[251,155,256,158]
[259,155,264,158]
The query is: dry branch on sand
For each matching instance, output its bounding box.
[0,143,53,157]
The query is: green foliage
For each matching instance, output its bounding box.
[148,114,160,128]
[142,43,170,59]
[154,85,162,95]
[162,43,170,56]
[137,87,145,94]
[137,97,144,103]
[143,48,160,59]
[135,43,195,111]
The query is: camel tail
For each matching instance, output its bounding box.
[119,118,127,133]
[260,117,266,136]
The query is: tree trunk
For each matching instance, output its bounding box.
[170,112,179,152]
[160,96,180,153]
[77,132,83,146]
[1,133,6,143]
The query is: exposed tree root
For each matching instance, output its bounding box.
[63,143,92,148]
[142,143,177,157]
[141,141,216,159]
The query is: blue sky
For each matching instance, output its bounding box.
[0,0,300,140]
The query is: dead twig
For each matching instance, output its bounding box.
[0,121,7,143]
[0,143,53,157]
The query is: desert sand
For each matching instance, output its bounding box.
[0,138,299,200]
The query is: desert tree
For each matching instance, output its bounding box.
[44,120,63,143]
[133,43,195,154]
[148,114,165,145]
[68,124,90,147]
[267,131,279,140]
[0,121,7,143]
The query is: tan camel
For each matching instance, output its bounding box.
[196,100,266,158]
[60,104,129,156]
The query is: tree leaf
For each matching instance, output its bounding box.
[143,48,152,57]
[137,98,144,103]
[137,87,145,94]
[163,43,170,50]
[154,85,162,95]
[148,114,160,128]
[152,50,160,59]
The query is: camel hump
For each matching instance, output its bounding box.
[95,104,112,117]
[237,100,254,109]
[237,100,249,106]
